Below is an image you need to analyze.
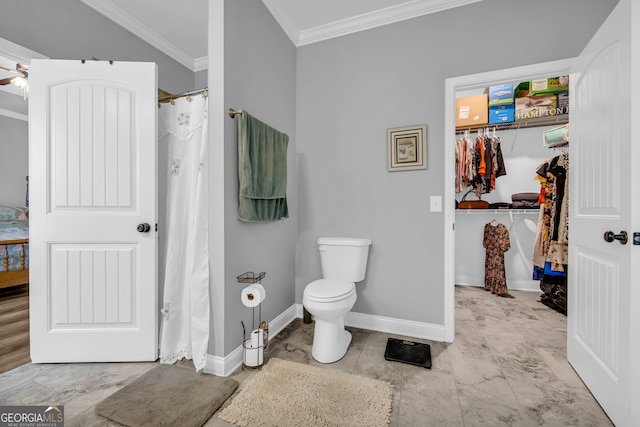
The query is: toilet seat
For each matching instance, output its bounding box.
[304,279,355,303]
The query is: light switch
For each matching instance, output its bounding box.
[430,195,442,212]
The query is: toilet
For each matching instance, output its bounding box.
[303,237,372,363]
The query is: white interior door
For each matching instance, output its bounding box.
[28,59,158,362]
[568,0,639,425]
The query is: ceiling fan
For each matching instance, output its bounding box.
[0,63,28,88]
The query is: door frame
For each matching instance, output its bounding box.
[442,58,574,342]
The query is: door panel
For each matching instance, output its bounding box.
[51,84,134,208]
[29,59,158,362]
[50,245,136,327]
[574,247,619,377]
[573,43,620,216]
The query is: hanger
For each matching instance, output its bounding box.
[489,218,499,225]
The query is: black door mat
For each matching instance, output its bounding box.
[384,338,431,369]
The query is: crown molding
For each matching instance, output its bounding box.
[0,107,27,122]
[261,0,301,46]
[193,56,209,73]
[80,0,204,72]
[297,0,483,46]
[0,37,49,64]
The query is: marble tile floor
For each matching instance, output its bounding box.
[0,285,612,426]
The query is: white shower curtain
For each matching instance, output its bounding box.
[158,95,210,371]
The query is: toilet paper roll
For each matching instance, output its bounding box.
[241,284,266,308]
[244,339,264,367]
[251,328,264,348]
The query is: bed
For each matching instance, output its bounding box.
[0,206,29,289]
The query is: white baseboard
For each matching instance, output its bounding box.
[204,303,447,376]
[344,309,446,342]
[296,303,446,342]
[456,276,540,292]
[203,304,298,377]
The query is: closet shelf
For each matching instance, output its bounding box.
[455,209,539,215]
[456,114,568,133]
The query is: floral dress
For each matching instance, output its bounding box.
[483,222,511,296]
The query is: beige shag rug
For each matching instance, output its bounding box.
[95,364,238,427]
[219,358,393,427]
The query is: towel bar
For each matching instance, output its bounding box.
[228,108,243,118]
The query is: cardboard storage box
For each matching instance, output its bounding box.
[515,81,530,98]
[556,92,569,114]
[456,94,488,127]
[515,94,559,121]
[543,124,569,148]
[487,84,514,106]
[489,104,515,124]
[529,76,569,95]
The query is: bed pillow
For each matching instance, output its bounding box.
[16,207,28,220]
[0,206,27,221]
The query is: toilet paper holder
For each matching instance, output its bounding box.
[237,271,265,283]
[241,320,269,370]
[239,272,268,369]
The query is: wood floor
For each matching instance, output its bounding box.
[0,284,30,374]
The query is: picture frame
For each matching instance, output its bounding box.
[387,124,427,171]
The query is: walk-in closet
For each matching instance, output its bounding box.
[449,60,571,312]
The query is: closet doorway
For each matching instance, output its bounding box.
[443,58,573,342]
[444,2,638,424]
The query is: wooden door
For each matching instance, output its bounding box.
[28,59,158,362]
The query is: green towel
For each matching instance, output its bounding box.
[237,111,289,222]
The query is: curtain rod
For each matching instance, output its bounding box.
[158,87,208,104]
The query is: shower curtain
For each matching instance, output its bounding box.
[158,95,210,371]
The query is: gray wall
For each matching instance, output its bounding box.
[0,0,197,348]
[0,0,616,360]
[195,70,207,90]
[0,116,28,206]
[295,0,616,325]
[221,0,297,354]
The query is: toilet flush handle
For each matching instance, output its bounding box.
[319,246,327,252]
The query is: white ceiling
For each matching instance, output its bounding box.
[81,0,482,72]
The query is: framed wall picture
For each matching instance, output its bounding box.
[387,124,427,171]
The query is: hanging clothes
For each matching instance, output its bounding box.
[455,131,506,195]
[483,221,511,297]
[533,153,569,270]
[473,135,486,197]
[455,135,465,193]
[158,95,210,371]
[532,152,569,314]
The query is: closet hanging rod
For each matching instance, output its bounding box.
[228,108,244,118]
[158,87,208,104]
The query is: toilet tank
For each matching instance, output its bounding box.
[318,237,372,282]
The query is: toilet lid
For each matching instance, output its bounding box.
[305,279,354,301]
